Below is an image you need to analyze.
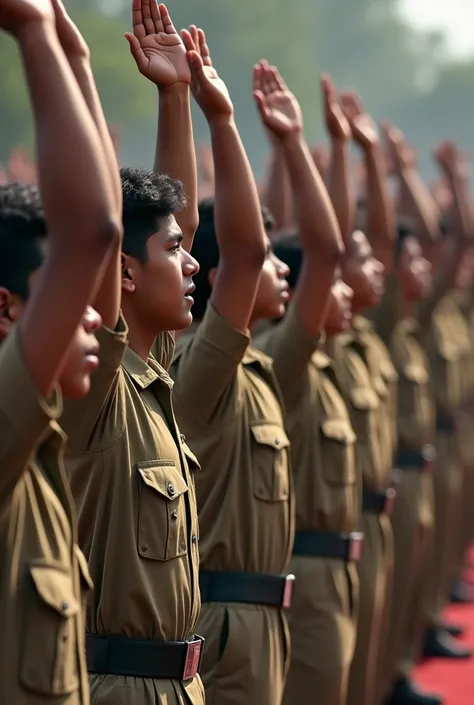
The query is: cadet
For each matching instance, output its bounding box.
[374,225,439,705]
[0,0,121,701]
[256,69,360,705]
[60,3,205,703]
[170,57,308,704]
[392,134,473,659]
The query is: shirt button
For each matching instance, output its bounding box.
[168,484,175,497]
[275,439,280,446]
[62,600,69,612]
[180,434,186,443]
[141,544,149,553]
[192,535,198,543]
[171,510,178,520]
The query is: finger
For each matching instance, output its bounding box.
[253,63,262,93]
[187,49,205,79]
[181,28,196,53]
[141,0,155,35]
[272,66,286,92]
[198,28,212,67]
[125,32,148,73]
[132,0,146,40]
[260,60,272,96]
[150,0,164,34]
[253,90,271,122]
[189,25,201,58]
[159,4,177,35]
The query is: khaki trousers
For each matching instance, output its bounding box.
[383,470,434,693]
[283,556,358,705]
[197,601,289,705]
[90,674,205,705]
[347,513,393,705]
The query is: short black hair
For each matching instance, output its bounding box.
[0,183,46,300]
[190,197,275,320]
[121,167,187,261]
[272,229,302,291]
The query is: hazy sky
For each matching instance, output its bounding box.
[400,0,474,57]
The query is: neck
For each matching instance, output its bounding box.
[121,300,156,362]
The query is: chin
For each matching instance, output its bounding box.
[172,311,194,331]
[61,376,90,400]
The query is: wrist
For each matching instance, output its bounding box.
[279,130,304,148]
[17,16,56,45]
[208,113,236,130]
[158,81,190,96]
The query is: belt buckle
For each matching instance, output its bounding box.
[182,636,204,681]
[348,532,363,562]
[384,488,397,516]
[282,574,295,609]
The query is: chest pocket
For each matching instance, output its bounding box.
[348,387,379,442]
[21,563,80,696]
[137,461,189,561]
[320,418,356,486]
[251,422,290,502]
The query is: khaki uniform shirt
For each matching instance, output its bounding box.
[417,277,471,416]
[256,304,359,533]
[170,303,293,574]
[352,316,398,484]
[61,315,201,642]
[390,319,436,452]
[0,326,91,705]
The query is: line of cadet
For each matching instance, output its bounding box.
[1,1,473,705]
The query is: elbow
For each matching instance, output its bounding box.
[87,214,123,254]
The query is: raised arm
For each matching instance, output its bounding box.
[52,0,122,329]
[254,63,343,339]
[323,75,353,244]
[126,0,198,250]
[341,91,395,273]
[185,28,267,333]
[383,122,441,263]
[2,0,121,399]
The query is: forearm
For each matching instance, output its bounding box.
[398,167,441,259]
[328,138,353,244]
[364,145,395,271]
[263,142,294,230]
[284,132,343,259]
[155,84,198,249]
[211,115,267,262]
[19,21,117,238]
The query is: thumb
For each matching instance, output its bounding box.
[125,33,147,73]
[253,90,270,122]
[186,50,204,76]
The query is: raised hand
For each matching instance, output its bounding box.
[125,0,190,87]
[340,91,379,149]
[321,76,351,142]
[253,60,303,138]
[0,0,53,36]
[182,26,233,122]
[434,140,469,181]
[51,0,89,59]
[381,122,416,173]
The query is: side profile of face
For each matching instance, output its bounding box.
[122,215,199,333]
[251,237,290,323]
[342,231,385,313]
[324,269,354,337]
[398,236,432,303]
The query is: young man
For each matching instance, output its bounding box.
[253,69,360,705]
[59,3,205,704]
[0,0,122,703]
[170,50,325,702]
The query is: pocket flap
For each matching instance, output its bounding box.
[380,358,398,382]
[402,363,429,384]
[30,564,80,617]
[321,418,356,444]
[250,423,290,450]
[182,443,201,472]
[74,545,94,591]
[137,462,189,500]
[349,386,379,411]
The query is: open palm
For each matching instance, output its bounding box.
[253,62,302,138]
[125,0,190,87]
